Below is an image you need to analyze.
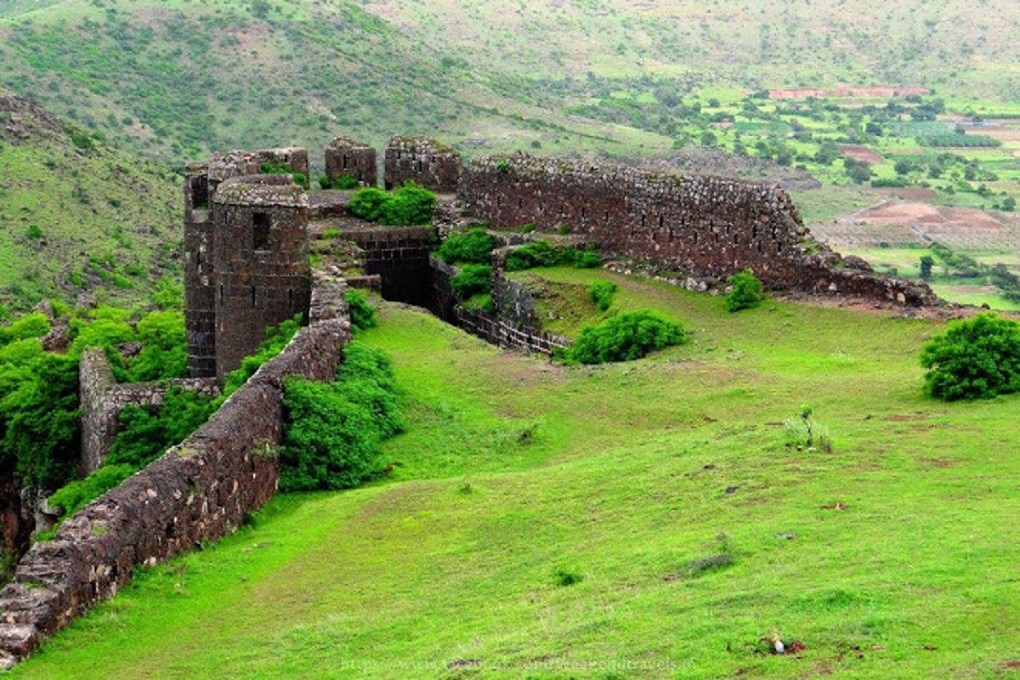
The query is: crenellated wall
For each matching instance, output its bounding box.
[458,155,939,306]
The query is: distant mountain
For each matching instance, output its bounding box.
[0,0,1014,168]
[0,88,180,313]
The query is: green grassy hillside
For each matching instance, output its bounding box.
[0,89,180,313]
[12,273,1019,678]
[0,0,1016,168]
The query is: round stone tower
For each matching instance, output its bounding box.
[209,174,311,381]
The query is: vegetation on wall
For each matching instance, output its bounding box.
[278,341,403,492]
[347,184,436,226]
[434,228,496,265]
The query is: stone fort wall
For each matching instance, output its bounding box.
[0,290,351,669]
[458,155,938,306]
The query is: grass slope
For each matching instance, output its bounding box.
[11,272,1019,678]
[0,0,1016,168]
[0,89,180,312]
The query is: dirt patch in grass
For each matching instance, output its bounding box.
[917,456,955,469]
[884,412,928,422]
[839,144,884,165]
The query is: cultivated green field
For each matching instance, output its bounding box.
[12,271,1019,679]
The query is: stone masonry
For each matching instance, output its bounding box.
[384,135,461,193]
[78,349,219,475]
[0,293,351,670]
[325,135,377,187]
[458,154,938,306]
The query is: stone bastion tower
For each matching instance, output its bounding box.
[184,150,312,381]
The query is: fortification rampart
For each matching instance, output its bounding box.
[459,155,938,306]
[0,309,351,669]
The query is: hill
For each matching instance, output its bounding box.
[10,274,1019,678]
[0,89,180,313]
[0,0,1016,168]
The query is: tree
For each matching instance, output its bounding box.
[919,255,934,281]
[920,313,1020,400]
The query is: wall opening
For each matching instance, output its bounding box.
[190,175,209,209]
[252,212,270,251]
[251,286,257,308]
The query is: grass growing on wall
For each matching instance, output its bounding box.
[11,272,1020,679]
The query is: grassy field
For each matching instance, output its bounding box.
[11,271,1019,679]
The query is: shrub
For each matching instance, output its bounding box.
[450,264,493,299]
[125,310,188,382]
[505,242,602,271]
[725,269,764,312]
[47,464,136,518]
[278,342,403,491]
[316,174,333,190]
[572,248,603,268]
[920,313,1020,400]
[379,183,436,225]
[105,387,219,469]
[566,310,685,364]
[588,279,617,312]
[348,184,436,226]
[260,161,309,189]
[435,228,496,265]
[334,173,359,190]
[347,187,390,221]
[344,289,378,332]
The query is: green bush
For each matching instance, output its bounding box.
[125,310,188,382]
[0,312,51,345]
[334,173,359,190]
[566,310,685,364]
[505,241,563,271]
[505,242,602,271]
[572,248,603,269]
[347,187,391,221]
[450,264,493,299]
[105,387,219,469]
[279,342,404,491]
[379,183,436,226]
[344,289,378,332]
[47,464,136,518]
[588,279,617,312]
[316,174,333,190]
[347,184,436,226]
[725,269,764,312]
[920,313,1020,400]
[260,161,309,189]
[435,228,496,265]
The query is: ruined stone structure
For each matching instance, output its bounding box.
[257,147,309,176]
[340,226,437,308]
[325,135,377,187]
[0,282,351,670]
[459,155,938,306]
[384,135,462,193]
[185,151,312,380]
[78,350,219,474]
